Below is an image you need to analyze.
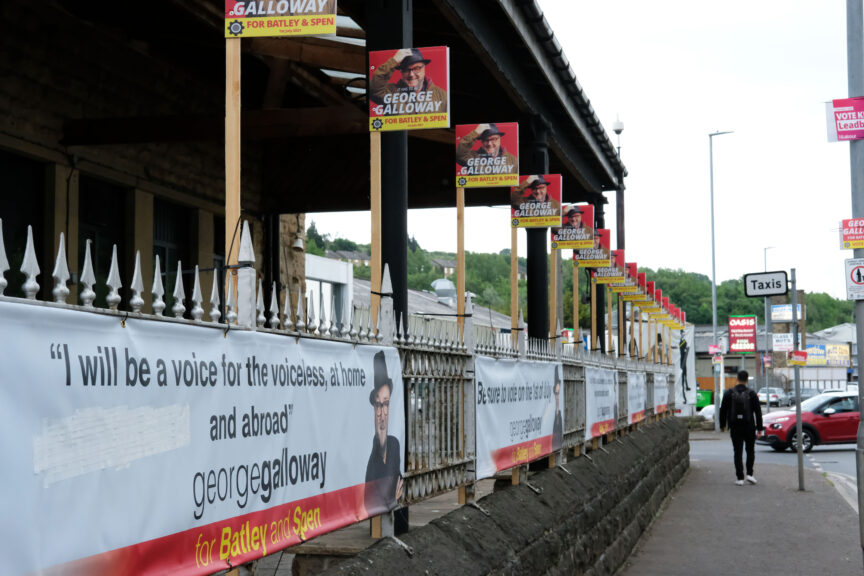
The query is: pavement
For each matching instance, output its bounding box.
[618,430,864,576]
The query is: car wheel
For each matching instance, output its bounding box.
[790,429,815,453]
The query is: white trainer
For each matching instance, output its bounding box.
[746,475,757,485]
[735,479,744,486]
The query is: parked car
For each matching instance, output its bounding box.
[757,391,860,452]
[757,387,790,407]
[798,387,819,402]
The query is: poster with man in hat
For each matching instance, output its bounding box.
[369,46,450,131]
[574,228,611,268]
[455,122,519,187]
[510,174,562,228]
[364,350,404,515]
[551,203,594,250]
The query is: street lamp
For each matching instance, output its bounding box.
[763,246,774,413]
[710,130,733,433]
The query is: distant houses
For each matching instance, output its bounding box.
[326,250,370,267]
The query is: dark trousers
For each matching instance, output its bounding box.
[730,425,756,480]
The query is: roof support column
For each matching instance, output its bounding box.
[367,0,412,336]
[523,115,549,341]
[595,201,606,353]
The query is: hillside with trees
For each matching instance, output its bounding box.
[308,222,852,332]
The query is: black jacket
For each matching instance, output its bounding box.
[719,384,763,430]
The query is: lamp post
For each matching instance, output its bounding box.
[710,130,733,432]
[763,246,774,414]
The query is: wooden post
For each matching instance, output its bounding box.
[617,293,624,357]
[629,299,636,357]
[607,286,613,355]
[511,228,518,347]
[639,306,644,359]
[225,38,242,306]
[590,276,598,350]
[457,187,466,338]
[549,250,558,343]
[370,131,382,329]
[573,264,580,347]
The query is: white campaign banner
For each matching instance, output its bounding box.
[475,357,563,480]
[627,372,647,425]
[672,324,697,405]
[0,301,404,575]
[654,373,670,414]
[585,367,617,440]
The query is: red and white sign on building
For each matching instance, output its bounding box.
[728,315,757,354]
[789,350,808,366]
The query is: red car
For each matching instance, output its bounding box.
[757,391,859,452]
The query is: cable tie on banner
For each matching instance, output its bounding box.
[370,290,394,297]
[120,312,128,328]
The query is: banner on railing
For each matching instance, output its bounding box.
[0,301,404,576]
[585,367,617,440]
[673,324,697,406]
[474,357,564,479]
[654,374,669,414]
[627,372,646,424]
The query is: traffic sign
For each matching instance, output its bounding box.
[743,270,788,297]
[845,258,864,300]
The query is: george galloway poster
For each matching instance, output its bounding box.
[0,301,404,575]
[510,174,562,228]
[455,123,519,187]
[369,46,450,131]
[225,0,337,37]
[551,204,594,250]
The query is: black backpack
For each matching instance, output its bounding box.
[730,388,753,425]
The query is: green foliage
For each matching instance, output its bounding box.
[354,264,371,280]
[306,220,327,251]
[805,293,854,331]
[330,237,360,252]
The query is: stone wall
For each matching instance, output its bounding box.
[320,418,689,576]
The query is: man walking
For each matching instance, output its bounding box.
[719,370,763,485]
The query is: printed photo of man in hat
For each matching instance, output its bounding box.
[562,205,585,229]
[364,350,403,515]
[552,366,563,452]
[456,123,518,170]
[510,175,561,216]
[369,47,448,113]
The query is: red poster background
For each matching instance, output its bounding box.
[368,46,449,117]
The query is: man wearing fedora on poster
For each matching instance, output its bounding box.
[456,123,518,172]
[370,48,447,113]
[562,206,585,229]
[365,351,403,514]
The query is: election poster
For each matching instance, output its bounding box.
[475,357,564,479]
[594,249,626,284]
[826,97,864,142]
[627,372,647,425]
[672,324,697,407]
[369,46,450,131]
[585,367,617,440]
[0,301,404,575]
[225,0,337,37]
[455,123,519,188]
[728,315,757,354]
[551,204,594,250]
[610,264,638,293]
[510,174,562,228]
[841,218,864,249]
[805,344,827,366]
[574,228,611,268]
[654,374,669,414]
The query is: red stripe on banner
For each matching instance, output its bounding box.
[491,435,554,471]
[631,411,645,424]
[590,419,616,437]
[656,404,668,414]
[42,483,386,576]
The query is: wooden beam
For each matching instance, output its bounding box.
[63,105,366,145]
[248,37,365,74]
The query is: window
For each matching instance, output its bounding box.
[154,198,194,315]
[78,176,127,308]
[0,149,45,298]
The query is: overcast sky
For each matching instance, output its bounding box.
[311,1,853,300]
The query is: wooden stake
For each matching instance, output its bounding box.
[225,38,242,306]
[639,306,644,359]
[607,286,613,355]
[590,276,598,350]
[617,293,624,357]
[549,249,557,343]
[573,264,580,347]
[629,299,636,357]
[510,227,519,346]
[370,131,382,329]
[457,187,465,337]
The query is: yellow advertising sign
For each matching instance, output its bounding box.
[225,1,337,37]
